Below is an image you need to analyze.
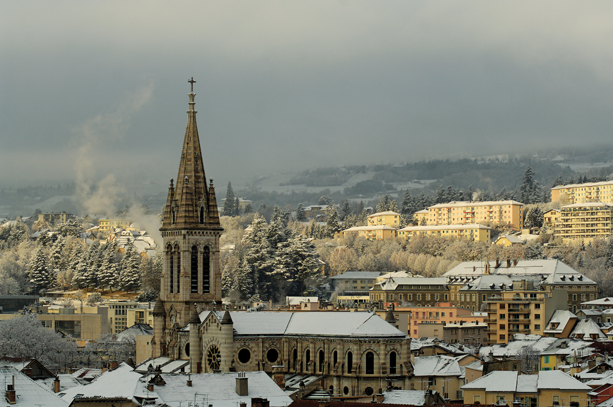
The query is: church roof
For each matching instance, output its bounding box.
[198,311,406,338]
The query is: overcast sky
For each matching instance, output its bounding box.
[2,1,613,191]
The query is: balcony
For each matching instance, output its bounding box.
[484,318,497,323]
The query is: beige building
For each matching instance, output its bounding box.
[426,200,523,231]
[462,370,591,407]
[551,180,613,204]
[411,354,477,402]
[397,224,491,242]
[556,202,613,242]
[342,225,396,240]
[98,219,131,233]
[368,211,401,228]
[370,277,450,308]
[484,281,567,344]
[127,305,154,327]
[413,209,429,225]
[544,209,561,228]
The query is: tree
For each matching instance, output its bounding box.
[244,202,253,214]
[98,242,118,290]
[324,210,341,238]
[223,182,236,217]
[119,245,141,291]
[29,248,54,293]
[377,194,391,212]
[318,195,333,206]
[235,197,241,216]
[141,252,162,293]
[519,165,541,204]
[296,204,307,222]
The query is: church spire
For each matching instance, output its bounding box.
[161,78,220,230]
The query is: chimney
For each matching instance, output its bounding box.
[252,398,269,407]
[376,393,385,403]
[109,361,118,370]
[240,403,247,407]
[54,376,60,393]
[272,365,285,389]
[495,259,500,268]
[147,383,154,392]
[506,258,511,268]
[473,266,476,272]
[513,259,518,266]
[187,373,192,387]
[6,376,16,404]
[236,372,248,396]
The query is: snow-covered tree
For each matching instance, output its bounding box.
[98,242,118,290]
[223,182,236,217]
[295,204,306,222]
[119,245,141,291]
[29,248,54,292]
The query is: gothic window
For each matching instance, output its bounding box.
[206,345,220,371]
[366,351,374,374]
[305,349,311,365]
[202,246,210,293]
[175,246,181,293]
[333,350,338,366]
[199,206,205,224]
[292,348,297,371]
[389,351,397,374]
[319,350,324,373]
[347,351,353,374]
[169,249,174,293]
[191,246,198,293]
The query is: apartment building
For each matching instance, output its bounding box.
[544,209,561,228]
[426,200,523,231]
[484,281,567,345]
[370,277,450,308]
[413,209,429,225]
[329,271,382,296]
[367,211,401,227]
[342,225,396,240]
[98,218,131,233]
[397,224,491,242]
[555,202,613,242]
[551,180,613,204]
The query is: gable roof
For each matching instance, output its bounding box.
[0,366,68,406]
[462,370,590,392]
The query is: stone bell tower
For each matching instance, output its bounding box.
[153,78,223,358]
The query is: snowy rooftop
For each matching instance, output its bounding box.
[0,366,68,406]
[458,274,514,291]
[61,363,143,404]
[479,336,559,358]
[562,202,613,208]
[329,271,382,280]
[495,234,525,244]
[286,296,319,305]
[462,370,590,392]
[382,390,428,405]
[570,319,606,339]
[428,200,523,208]
[412,355,464,377]
[368,211,401,217]
[375,277,448,291]
[398,224,490,231]
[197,311,407,338]
[552,180,613,190]
[582,297,613,307]
[343,225,396,231]
[543,310,576,335]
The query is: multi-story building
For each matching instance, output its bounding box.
[443,321,487,344]
[413,209,429,225]
[444,259,597,313]
[98,218,131,233]
[342,225,396,240]
[367,211,401,228]
[484,281,567,344]
[37,212,73,225]
[551,180,613,204]
[555,202,613,242]
[426,200,523,231]
[370,277,450,308]
[329,271,382,296]
[544,209,561,228]
[397,224,491,242]
[127,304,154,327]
[107,301,140,334]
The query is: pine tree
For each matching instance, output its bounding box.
[119,245,141,291]
[296,204,307,222]
[520,165,537,204]
[244,202,253,214]
[85,241,102,288]
[48,236,65,274]
[234,197,240,216]
[325,210,341,238]
[29,249,54,292]
[223,182,236,217]
[98,242,118,290]
[401,190,413,216]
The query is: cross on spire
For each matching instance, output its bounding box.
[188,77,196,92]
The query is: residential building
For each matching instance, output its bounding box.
[544,209,561,228]
[0,366,67,406]
[37,211,73,225]
[551,180,613,204]
[368,211,401,227]
[443,321,487,345]
[126,304,154,327]
[582,297,613,310]
[107,301,140,334]
[493,234,525,246]
[462,370,591,407]
[342,224,397,240]
[397,224,491,242]
[539,338,594,371]
[413,209,429,225]
[484,281,567,344]
[329,271,382,296]
[444,259,598,313]
[543,310,578,338]
[410,354,477,402]
[556,203,613,242]
[425,200,523,231]
[370,277,450,308]
[98,218,131,233]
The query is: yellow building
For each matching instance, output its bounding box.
[98,218,131,233]
[551,180,613,204]
[462,370,591,407]
[413,209,429,225]
[397,224,491,242]
[555,203,613,242]
[367,211,401,227]
[493,234,524,246]
[127,306,154,327]
[426,200,523,231]
[484,281,567,345]
[342,225,397,240]
[544,209,561,228]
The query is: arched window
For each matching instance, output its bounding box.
[390,351,397,374]
[175,246,181,293]
[199,206,205,224]
[202,246,210,293]
[292,348,297,371]
[191,246,198,293]
[366,351,374,374]
[305,349,311,365]
[319,350,324,373]
[333,350,338,366]
[169,249,174,293]
[347,351,353,374]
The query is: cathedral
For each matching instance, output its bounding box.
[151,79,413,397]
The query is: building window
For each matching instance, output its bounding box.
[169,250,174,293]
[202,246,210,293]
[389,351,397,374]
[366,351,374,374]
[347,351,353,374]
[191,246,198,293]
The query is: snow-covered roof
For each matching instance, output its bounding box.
[38,374,81,393]
[544,310,577,335]
[462,370,590,392]
[61,363,143,404]
[71,367,103,382]
[0,366,68,406]
[329,271,382,280]
[142,371,293,407]
[583,298,613,307]
[412,355,464,377]
[570,319,606,339]
[459,275,514,291]
[382,390,428,405]
[115,323,153,342]
[495,234,525,244]
[368,211,401,217]
[343,225,396,231]
[579,309,604,316]
[428,200,523,208]
[552,180,613,190]
[197,311,406,338]
[562,202,613,208]
[398,224,490,232]
[286,296,319,305]
[375,277,447,291]
[479,336,559,358]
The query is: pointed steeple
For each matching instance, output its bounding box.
[161,78,221,230]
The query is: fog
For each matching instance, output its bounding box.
[2,1,613,190]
